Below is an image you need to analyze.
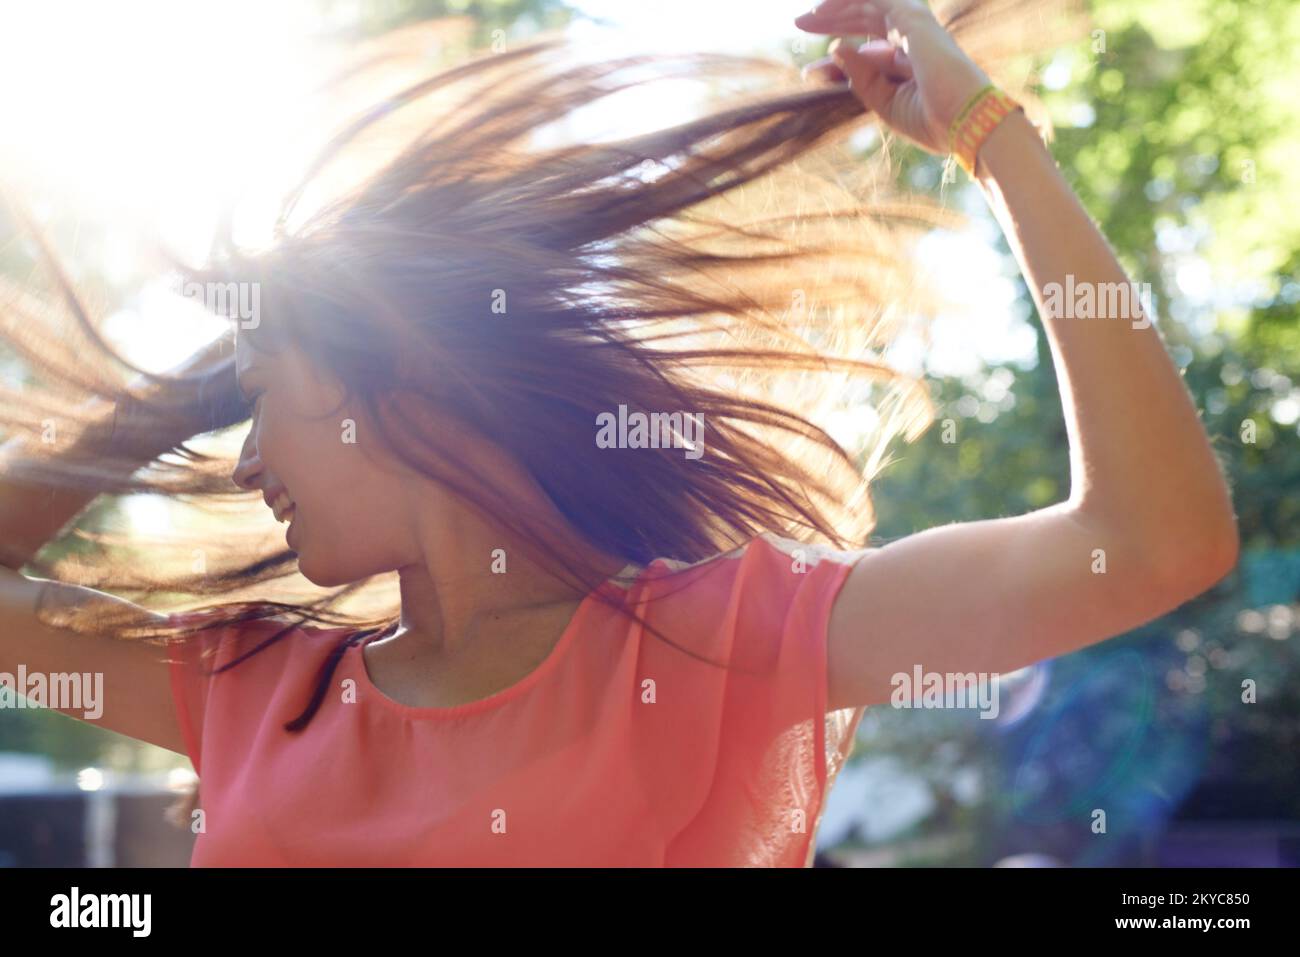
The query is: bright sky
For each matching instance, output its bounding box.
[0,0,1039,382]
[0,0,323,370]
[573,0,1039,377]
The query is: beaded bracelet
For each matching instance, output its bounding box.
[948,83,1023,177]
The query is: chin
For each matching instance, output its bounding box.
[298,562,342,588]
[294,552,329,586]
[297,552,364,588]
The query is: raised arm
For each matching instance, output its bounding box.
[0,330,237,752]
[794,0,1238,711]
[0,329,237,571]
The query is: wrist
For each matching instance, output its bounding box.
[972,109,1046,184]
[948,84,1022,178]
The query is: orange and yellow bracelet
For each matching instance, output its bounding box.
[948,83,1023,177]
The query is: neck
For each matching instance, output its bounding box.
[393,496,626,659]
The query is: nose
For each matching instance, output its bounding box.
[231,421,263,491]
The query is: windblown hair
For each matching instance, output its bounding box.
[0,0,1084,732]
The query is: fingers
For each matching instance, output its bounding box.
[797,0,915,87]
[794,1,888,38]
[801,55,847,84]
[857,0,937,30]
[829,38,904,117]
[803,41,911,86]
[876,40,914,81]
[817,0,964,97]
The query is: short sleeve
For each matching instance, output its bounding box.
[167,612,234,777]
[655,533,870,866]
[733,534,869,864]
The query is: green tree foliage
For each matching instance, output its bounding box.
[3,2,1296,862]
[851,0,1300,863]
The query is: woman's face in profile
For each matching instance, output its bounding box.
[229,327,422,587]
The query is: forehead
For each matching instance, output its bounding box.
[234,325,306,389]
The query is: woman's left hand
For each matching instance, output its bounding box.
[794,0,992,156]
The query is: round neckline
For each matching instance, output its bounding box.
[347,563,641,720]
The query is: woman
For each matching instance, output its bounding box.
[0,0,1237,867]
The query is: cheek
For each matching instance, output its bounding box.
[289,418,394,524]
[263,398,410,575]
[293,439,412,583]
[283,418,353,499]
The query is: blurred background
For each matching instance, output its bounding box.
[0,0,1296,867]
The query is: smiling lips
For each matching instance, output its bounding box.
[270,490,296,523]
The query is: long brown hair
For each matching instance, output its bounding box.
[0,0,1084,732]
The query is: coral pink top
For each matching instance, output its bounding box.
[168,533,867,867]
